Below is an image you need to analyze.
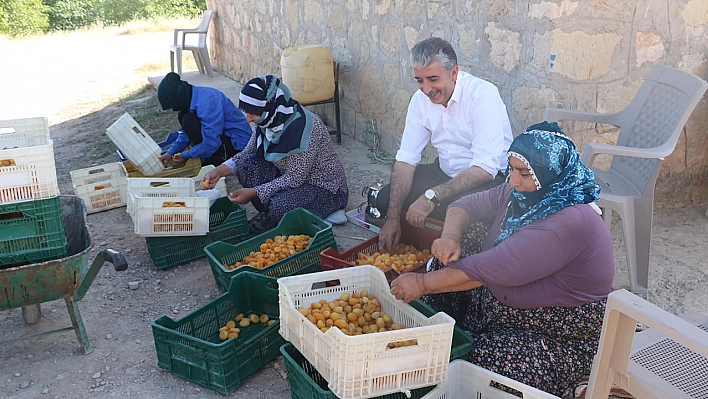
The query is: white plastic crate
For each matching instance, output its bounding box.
[193,165,227,198]
[71,162,128,214]
[0,117,51,145]
[106,113,164,177]
[127,177,210,237]
[421,360,561,399]
[0,117,59,205]
[278,266,455,399]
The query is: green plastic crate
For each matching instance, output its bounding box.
[280,299,475,399]
[145,198,249,270]
[150,272,285,394]
[409,299,475,360]
[204,207,336,292]
[0,196,67,266]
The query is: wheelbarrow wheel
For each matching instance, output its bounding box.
[22,304,41,325]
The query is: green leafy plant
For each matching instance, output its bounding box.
[0,0,206,35]
[0,0,50,36]
[45,0,100,31]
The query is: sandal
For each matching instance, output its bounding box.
[248,212,273,235]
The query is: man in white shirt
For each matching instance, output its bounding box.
[377,37,513,253]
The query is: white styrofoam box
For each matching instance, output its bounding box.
[0,117,59,205]
[193,165,227,198]
[71,163,128,214]
[127,178,210,236]
[105,113,164,177]
[420,360,561,399]
[278,266,455,399]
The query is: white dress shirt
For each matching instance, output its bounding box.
[395,71,513,178]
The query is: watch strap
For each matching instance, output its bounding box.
[426,188,441,206]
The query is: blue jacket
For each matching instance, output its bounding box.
[167,86,251,159]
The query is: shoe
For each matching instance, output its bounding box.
[325,209,347,225]
[248,212,273,235]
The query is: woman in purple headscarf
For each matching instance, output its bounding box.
[390,122,615,397]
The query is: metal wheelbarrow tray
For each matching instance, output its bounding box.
[0,195,127,354]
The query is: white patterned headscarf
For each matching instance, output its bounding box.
[238,75,313,162]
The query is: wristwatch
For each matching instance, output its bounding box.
[424,188,441,206]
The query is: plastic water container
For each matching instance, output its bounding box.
[281,45,335,103]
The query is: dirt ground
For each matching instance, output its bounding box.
[1,30,707,399]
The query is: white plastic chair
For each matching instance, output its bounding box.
[170,10,215,77]
[544,65,708,293]
[586,289,708,399]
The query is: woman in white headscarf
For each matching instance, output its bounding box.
[202,75,348,233]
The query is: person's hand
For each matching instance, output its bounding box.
[431,236,462,265]
[406,197,435,228]
[200,164,232,190]
[172,153,185,163]
[199,170,220,191]
[159,153,172,168]
[228,188,257,204]
[390,273,426,303]
[378,218,401,254]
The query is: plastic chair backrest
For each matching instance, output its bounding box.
[178,10,213,47]
[586,289,708,399]
[195,10,213,46]
[196,10,214,33]
[607,65,708,198]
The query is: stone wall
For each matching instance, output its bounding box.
[205,0,708,207]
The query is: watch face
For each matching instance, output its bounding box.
[425,189,435,200]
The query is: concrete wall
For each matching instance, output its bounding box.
[205,0,708,207]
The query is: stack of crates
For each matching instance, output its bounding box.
[126,177,211,237]
[279,299,475,399]
[277,266,456,399]
[0,117,67,267]
[143,166,237,269]
[145,197,249,270]
[71,112,224,215]
[69,162,224,217]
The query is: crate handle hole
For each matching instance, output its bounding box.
[488,380,524,397]
[131,126,147,138]
[88,168,106,174]
[162,201,186,208]
[0,211,24,221]
[311,279,340,290]
[386,339,418,350]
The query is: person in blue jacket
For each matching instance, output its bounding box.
[157,72,252,167]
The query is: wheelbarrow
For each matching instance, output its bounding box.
[0,195,127,354]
